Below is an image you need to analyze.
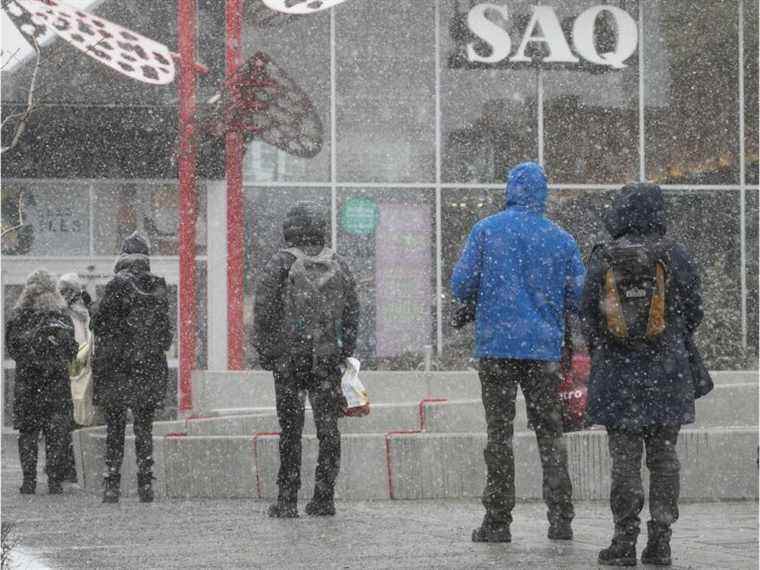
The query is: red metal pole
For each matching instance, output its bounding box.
[226,0,245,369]
[177,0,198,412]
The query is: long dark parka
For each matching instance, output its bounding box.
[91,243,173,409]
[6,270,78,431]
[581,183,703,429]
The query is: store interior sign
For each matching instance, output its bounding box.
[464,3,638,69]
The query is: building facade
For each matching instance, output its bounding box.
[2,0,758,418]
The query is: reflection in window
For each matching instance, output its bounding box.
[644,0,740,184]
[94,182,207,257]
[441,1,538,183]
[1,182,89,256]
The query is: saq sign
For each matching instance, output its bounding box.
[464,3,638,69]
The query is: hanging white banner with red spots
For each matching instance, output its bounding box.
[1,0,47,49]
[261,0,352,15]
[16,0,175,85]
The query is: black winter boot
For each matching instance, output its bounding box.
[305,488,336,516]
[641,521,672,566]
[472,514,511,543]
[598,537,637,566]
[48,479,63,495]
[19,478,36,495]
[548,519,573,540]
[137,473,154,503]
[267,501,299,518]
[102,471,121,504]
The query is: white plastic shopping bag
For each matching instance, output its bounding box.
[340,357,370,417]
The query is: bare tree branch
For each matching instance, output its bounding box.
[1,38,41,155]
[0,48,22,71]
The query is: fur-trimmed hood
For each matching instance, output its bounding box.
[14,269,67,312]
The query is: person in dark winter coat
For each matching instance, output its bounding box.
[581,183,704,567]
[254,201,359,518]
[5,269,78,495]
[90,232,173,503]
[451,161,586,544]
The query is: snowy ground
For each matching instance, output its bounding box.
[2,434,757,569]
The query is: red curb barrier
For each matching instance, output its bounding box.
[384,398,450,499]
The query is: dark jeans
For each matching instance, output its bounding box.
[478,358,574,526]
[103,404,155,475]
[273,357,341,502]
[18,410,70,484]
[606,426,681,540]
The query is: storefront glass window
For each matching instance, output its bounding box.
[441,0,537,184]
[747,189,759,356]
[336,1,435,183]
[541,1,640,184]
[337,188,436,368]
[241,10,331,182]
[744,0,759,184]
[93,182,207,257]
[1,181,89,256]
[643,0,740,183]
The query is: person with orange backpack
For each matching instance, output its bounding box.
[581,182,707,566]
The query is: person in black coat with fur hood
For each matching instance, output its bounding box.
[254,202,359,518]
[5,269,78,495]
[581,183,705,567]
[91,232,173,503]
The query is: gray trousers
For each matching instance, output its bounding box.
[606,425,681,541]
[478,358,574,526]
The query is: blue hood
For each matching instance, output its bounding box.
[506,161,548,214]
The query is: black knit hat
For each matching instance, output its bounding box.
[283,201,327,246]
[120,231,151,255]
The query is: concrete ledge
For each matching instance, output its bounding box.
[387,427,759,501]
[254,433,389,500]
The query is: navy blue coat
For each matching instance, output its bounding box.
[581,183,703,429]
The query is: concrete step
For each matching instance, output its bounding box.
[192,369,758,413]
[422,381,759,432]
[73,424,758,502]
[186,401,424,436]
[183,379,757,437]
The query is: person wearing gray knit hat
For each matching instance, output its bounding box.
[90,231,173,504]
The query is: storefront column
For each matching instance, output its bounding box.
[207,180,228,370]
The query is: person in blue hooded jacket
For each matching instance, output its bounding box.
[451,161,586,544]
[581,183,704,567]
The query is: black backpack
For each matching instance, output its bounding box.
[25,312,76,369]
[124,277,171,364]
[282,247,346,359]
[599,237,670,344]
